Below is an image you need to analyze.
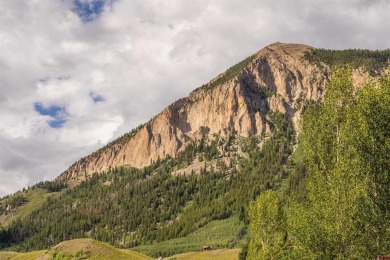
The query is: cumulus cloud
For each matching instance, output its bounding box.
[0,0,389,196]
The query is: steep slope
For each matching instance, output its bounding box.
[58,42,329,184]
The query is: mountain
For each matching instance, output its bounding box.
[59,42,330,185]
[1,42,389,259]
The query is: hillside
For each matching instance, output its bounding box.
[132,216,245,257]
[0,238,152,260]
[166,249,240,260]
[0,238,239,260]
[0,43,389,258]
[0,188,63,228]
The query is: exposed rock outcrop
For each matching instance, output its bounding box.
[57,42,366,184]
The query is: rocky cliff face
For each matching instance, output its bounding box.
[57,42,361,184]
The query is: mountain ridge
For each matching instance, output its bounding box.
[58,42,330,185]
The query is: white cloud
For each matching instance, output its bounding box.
[0,0,389,196]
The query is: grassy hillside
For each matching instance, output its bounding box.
[0,250,46,260]
[0,243,239,260]
[132,216,245,257]
[0,188,63,228]
[0,239,152,260]
[167,248,240,260]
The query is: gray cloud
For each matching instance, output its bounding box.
[0,0,389,196]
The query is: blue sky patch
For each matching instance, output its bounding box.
[34,102,68,128]
[90,92,105,103]
[72,0,115,22]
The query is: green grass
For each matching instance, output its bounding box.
[0,188,62,227]
[0,250,46,260]
[7,250,46,260]
[0,239,152,260]
[132,216,246,258]
[166,248,240,260]
[46,239,152,260]
[291,133,305,164]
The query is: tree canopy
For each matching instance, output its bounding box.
[248,67,390,259]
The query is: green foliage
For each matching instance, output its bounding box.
[269,112,295,143]
[198,136,220,161]
[132,217,244,257]
[246,67,390,259]
[304,48,390,75]
[240,136,259,154]
[0,188,64,231]
[0,194,29,222]
[3,195,28,211]
[348,73,390,254]
[287,67,390,258]
[238,242,248,260]
[33,181,67,193]
[247,191,286,260]
[284,159,307,203]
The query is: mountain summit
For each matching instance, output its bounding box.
[58,42,333,184]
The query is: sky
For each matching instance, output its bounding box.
[1,0,389,197]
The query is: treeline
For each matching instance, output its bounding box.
[304,48,390,75]
[0,113,295,257]
[245,67,390,259]
[32,181,68,193]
